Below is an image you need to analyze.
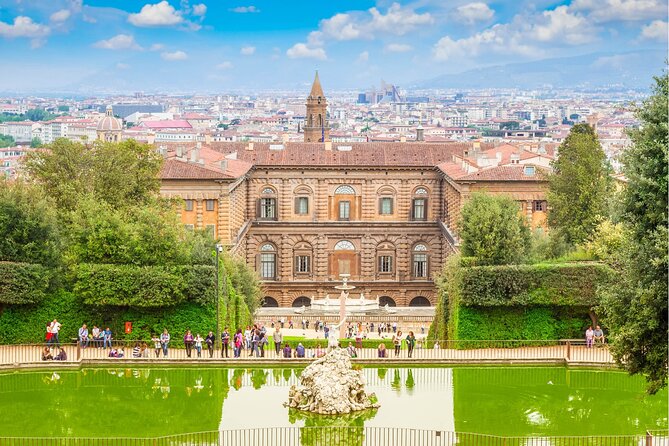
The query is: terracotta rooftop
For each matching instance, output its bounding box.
[457,165,548,182]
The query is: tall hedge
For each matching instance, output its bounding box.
[0,261,51,304]
[71,263,215,307]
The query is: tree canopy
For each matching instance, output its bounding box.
[547,124,611,246]
[600,72,668,394]
[459,193,531,265]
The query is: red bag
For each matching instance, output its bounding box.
[45,332,53,341]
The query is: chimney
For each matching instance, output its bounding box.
[204,133,212,144]
[473,141,481,150]
[196,141,202,149]
[282,133,289,143]
[324,141,332,151]
[176,146,184,158]
[246,142,254,151]
[220,160,228,172]
[416,127,424,142]
[190,147,199,162]
[400,135,406,143]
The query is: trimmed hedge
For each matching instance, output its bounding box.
[458,262,612,307]
[0,261,51,304]
[71,263,215,307]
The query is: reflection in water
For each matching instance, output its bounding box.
[289,408,378,446]
[0,366,664,438]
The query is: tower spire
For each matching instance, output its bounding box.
[304,71,329,143]
[309,70,324,98]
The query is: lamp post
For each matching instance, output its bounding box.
[215,244,223,350]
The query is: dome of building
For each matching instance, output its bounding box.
[97,105,122,131]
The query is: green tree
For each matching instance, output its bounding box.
[547,123,611,245]
[0,134,15,148]
[600,72,668,394]
[29,137,42,148]
[459,193,531,265]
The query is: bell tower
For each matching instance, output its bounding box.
[304,71,330,143]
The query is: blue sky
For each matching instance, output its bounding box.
[0,0,666,92]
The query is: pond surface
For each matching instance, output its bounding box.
[0,366,665,438]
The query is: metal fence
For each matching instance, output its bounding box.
[0,428,665,446]
[0,339,615,366]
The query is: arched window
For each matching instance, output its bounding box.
[292,296,311,307]
[412,187,429,221]
[262,296,279,307]
[334,240,355,251]
[259,243,276,279]
[258,187,277,220]
[379,296,396,307]
[412,244,429,278]
[377,186,396,216]
[294,185,312,216]
[409,296,431,307]
[335,185,355,195]
[377,241,395,275]
[294,242,312,275]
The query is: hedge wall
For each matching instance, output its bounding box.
[0,261,51,304]
[458,263,612,307]
[71,263,215,307]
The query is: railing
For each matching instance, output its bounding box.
[0,428,665,446]
[0,339,615,366]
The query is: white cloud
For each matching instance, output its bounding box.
[454,2,494,24]
[357,51,369,62]
[192,4,207,16]
[149,43,165,51]
[230,6,260,13]
[530,6,596,45]
[93,34,142,50]
[161,50,188,61]
[367,3,433,36]
[128,1,183,27]
[116,62,130,70]
[240,45,256,55]
[216,61,234,70]
[570,0,665,22]
[639,20,668,41]
[50,9,72,23]
[386,43,412,52]
[319,13,364,40]
[286,43,327,60]
[0,16,50,39]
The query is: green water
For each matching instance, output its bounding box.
[0,367,665,438]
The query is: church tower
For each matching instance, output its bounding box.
[304,71,330,142]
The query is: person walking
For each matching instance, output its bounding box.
[205,331,215,358]
[273,327,283,355]
[194,333,203,358]
[160,329,170,357]
[392,330,403,357]
[406,331,416,358]
[184,330,194,358]
[221,327,230,358]
[78,324,89,349]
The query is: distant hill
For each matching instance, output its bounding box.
[414,50,665,90]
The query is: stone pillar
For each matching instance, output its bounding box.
[195,199,203,230]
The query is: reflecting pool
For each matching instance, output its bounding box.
[0,367,665,437]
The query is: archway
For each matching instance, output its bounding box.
[262,296,279,307]
[379,296,396,307]
[409,296,431,307]
[292,296,311,307]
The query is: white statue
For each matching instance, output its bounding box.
[324,294,330,306]
[359,292,365,302]
[328,313,347,350]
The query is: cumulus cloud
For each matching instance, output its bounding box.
[386,43,413,52]
[357,51,369,62]
[319,13,364,40]
[367,3,433,35]
[230,6,260,13]
[128,1,183,27]
[50,9,72,23]
[530,6,596,45]
[192,4,207,16]
[570,0,665,22]
[454,3,494,24]
[161,50,188,60]
[286,43,327,60]
[240,45,256,55]
[216,61,234,69]
[0,16,50,39]
[639,20,668,41]
[93,34,142,50]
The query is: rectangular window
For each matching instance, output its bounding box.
[413,254,428,278]
[339,200,351,221]
[378,255,393,273]
[295,255,311,273]
[379,197,393,215]
[260,198,276,219]
[533,200,546,212]
[184,224,194,231]
[205,199,215,211]
[413,199,426,220]
[205,224,215,236]
[260,253,275,279]
[296,197,309,215]
[184,199,194,211]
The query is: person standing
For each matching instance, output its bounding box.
[585,326,594,348]
[234,329,243,358]
[78,324,89,349]
[103,327,112,350]
[221,327,230,358]
[392,330,403,357]
[184,330,194,358]
[244,326,252,351]
[152,335,161,357]
[194,333,204,358]
[45,322,53,346]
[258,328,267,358]
[50,319,62,348]
[205,331,215,358]
[406,331,416,358]
[160,329,170,357]
[273,327,283,355]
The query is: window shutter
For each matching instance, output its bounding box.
[410,200,415,221]
[256,199,261,219]
[305,197,309,214]
[389,198,394,214]
[378,197,383,215]
[424,198,429,220]
[295,197,300,214]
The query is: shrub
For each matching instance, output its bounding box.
[0,261,51,304]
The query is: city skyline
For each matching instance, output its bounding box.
[0,0,666,93]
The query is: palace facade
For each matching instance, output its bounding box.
[159,76,552,308]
